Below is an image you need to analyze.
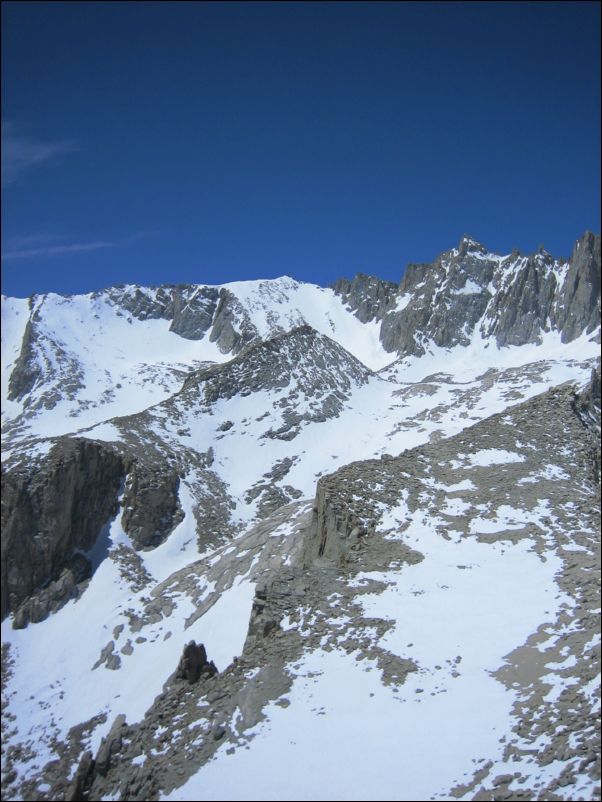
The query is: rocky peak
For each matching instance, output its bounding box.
[532,246,558,267]
[377,231,600,355]
[573,230,600,259]
[182,325,371,405]
[556,230,601,342]
[456,234,489,258]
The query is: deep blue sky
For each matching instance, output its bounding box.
[1,1,600,298]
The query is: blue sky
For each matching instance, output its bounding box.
[1,1,600,298]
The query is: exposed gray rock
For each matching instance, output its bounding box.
[556,231,601,342]
[332,273,398,323]
[185,325,370,408]
[110,544,153,593]
[244,458,304,518]
[573,360,601,431]
[170,285,219,340]
[1,438,125,619]
[379,239,499,354]
[12,553,91,629]
[334,232,601,357]
[6,306,87,419]
[100,285,174,322]
[6,309,40,401]
[95,714,127,777]
[65,749,95,802]
[92,641,122,671]
[303,484,370,566]
[209,288,260,353]
[175,641,217,683]
[379,260,440,355]
[120,460,184,550]
[482,250,559,346]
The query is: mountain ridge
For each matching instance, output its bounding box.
[1,231,600,802]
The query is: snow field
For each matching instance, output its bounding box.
[163,500,569,802]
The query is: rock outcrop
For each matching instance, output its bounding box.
[175,641,217,683]
[170,285,219,340]
[101,285,174,322]
[0,438,125,619]
[12,553,92,629]
[208,288,261,353]
[481,249,560,346]
[95,714,127,777]
[120,460,184,550]
[6,310,39,401]
[332,273,398,323]
[182,325,370,420]
[556,230,601,342]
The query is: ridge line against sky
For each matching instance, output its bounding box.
[1,1,600,298]
[2,232,599,301]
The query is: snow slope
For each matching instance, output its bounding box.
[1,278,395,446]
[165,531,564,802]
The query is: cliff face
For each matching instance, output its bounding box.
[331,273,398,324]
[7,312,39,401]
[556,231,601,342]
[119,460,184,550]
[0,438,188,622]
[1,439,125,619]
[334,232,601,357]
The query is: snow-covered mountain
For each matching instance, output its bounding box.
[1,232,600,802]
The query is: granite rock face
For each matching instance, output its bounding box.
[0,439,125,619]
[6,311,39,401]
[581,360,602,420]
[94,714,127,777]
[209,288,262,353]
[98,283,224,341]
[481,249,559,346]
[11,553,92,629]
[375,236,503,355]
[556,231,601,342]
[170,286,220,340]
[175,641,217,683]
[100,285,174,322]
[120,460,184,550]
[334,232,601,357]
[332,273,398,323]
[0,438,188,620]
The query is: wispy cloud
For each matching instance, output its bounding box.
[1,230,160,262]
[1,121,78,186]
[1,241,115,261]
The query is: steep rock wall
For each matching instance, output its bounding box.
[1,438,125,619]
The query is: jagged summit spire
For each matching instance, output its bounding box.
[457,234,488,257]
